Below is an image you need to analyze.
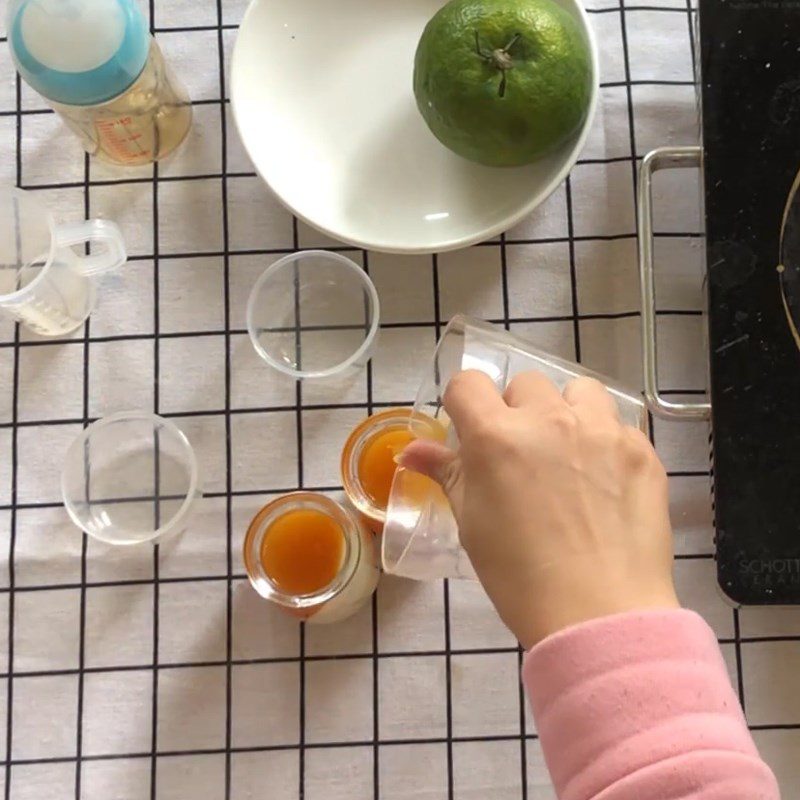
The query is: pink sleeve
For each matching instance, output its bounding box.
[522,609,780,800]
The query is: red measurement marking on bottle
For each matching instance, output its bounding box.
[95,116,152,163]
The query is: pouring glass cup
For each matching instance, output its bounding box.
[0,188,126,336]
[382,315,647,581]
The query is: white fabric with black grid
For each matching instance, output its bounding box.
[0,0,798,797]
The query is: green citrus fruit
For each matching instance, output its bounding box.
[413,0,593,167]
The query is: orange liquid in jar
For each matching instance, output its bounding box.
[260,509,345,595]
[357,427,416,510]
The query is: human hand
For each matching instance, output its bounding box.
[398,370,679,649]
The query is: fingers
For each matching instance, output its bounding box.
[444,370,620,434]
[396,439,457,486]
[443,370,506,433]
[503,371,564,414]
[396,438,465,520]
[562,376,619,423]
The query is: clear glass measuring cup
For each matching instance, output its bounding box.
[382,315,647,581]
[0,188,126,336]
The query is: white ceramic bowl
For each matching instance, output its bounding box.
[231,0,599,254]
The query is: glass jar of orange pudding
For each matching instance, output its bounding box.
[243,493,379,623]
[341,408,420,530]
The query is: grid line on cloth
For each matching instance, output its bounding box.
[3,71,23,800]
[0,234,708,278]
[0,719,791,770]
[431,254,457,800]
[288,213,308,800]
[149,129,161,800]
[72,149,92,800]
[500,227,531,798]
[0,307,707,354]
[362,249,381,800]
[0,625,794,682]
[215,0,236,791]
[146,3,163,790]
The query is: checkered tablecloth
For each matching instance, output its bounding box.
[0,0,799,797]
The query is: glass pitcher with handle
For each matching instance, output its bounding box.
[382,315,647,581]
[0,188,126,336]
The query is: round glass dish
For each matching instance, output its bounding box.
[61,411,200,545]
[243,492,379,624]
[246,250,379,379]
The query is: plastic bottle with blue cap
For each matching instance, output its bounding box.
[7,0,192,166]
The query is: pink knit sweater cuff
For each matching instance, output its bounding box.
[522,609,779,800]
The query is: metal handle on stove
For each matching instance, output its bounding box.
[638,145,711,421]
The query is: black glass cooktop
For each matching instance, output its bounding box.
[700,0,800,603]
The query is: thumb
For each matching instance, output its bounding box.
[397,439,459,492]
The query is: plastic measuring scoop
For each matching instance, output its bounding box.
[0,188,126,336]
[382,315,647,581]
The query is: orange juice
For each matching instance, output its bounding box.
[341,409,414,528]
[260,509,345,595]
[342,409,447,530]
[243,493,380,624]
[357,427,416,510]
